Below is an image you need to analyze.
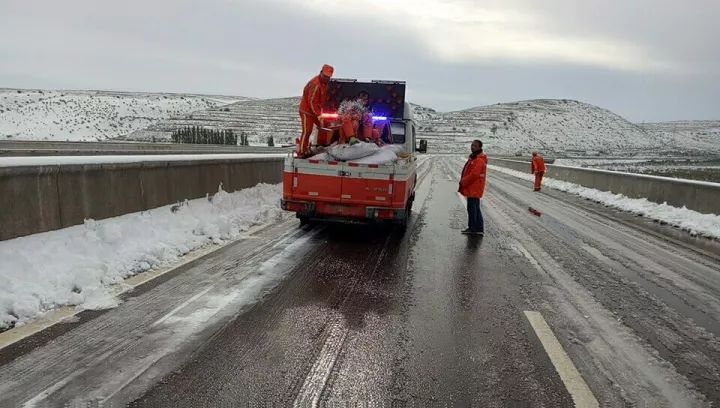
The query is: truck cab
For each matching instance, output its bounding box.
[281,79,418,227]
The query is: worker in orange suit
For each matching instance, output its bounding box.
[297,64,334,157]
[459,140,488,236]
[531,151,546,191]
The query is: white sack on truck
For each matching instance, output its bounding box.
[381,144,406,154]
[327,141,380,161]
[351,148,398,165]
[308,152,331,161]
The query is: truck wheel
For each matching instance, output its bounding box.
[298,215,310,226]
[398,199,413,230]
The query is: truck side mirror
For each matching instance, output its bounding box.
[416,139,427,153]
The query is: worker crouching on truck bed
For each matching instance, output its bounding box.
[297,64,334,157]
[337,91,387,146]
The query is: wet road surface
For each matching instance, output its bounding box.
[1,156,719,407]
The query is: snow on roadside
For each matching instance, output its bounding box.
[489,165,720,240]
[0,183,284,330]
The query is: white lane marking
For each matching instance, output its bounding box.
[293,232,392,407]
[21,349,115,407]
[524,311,599,408]
[22,376,74,408]
[293,320,348,407]
[513,241,543,271]
[150,285,215,327]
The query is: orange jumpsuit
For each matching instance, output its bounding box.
[531,154,546,191]
[460,153,488,198]
[297,76,328,156]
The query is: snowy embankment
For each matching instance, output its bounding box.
[0,183,284,330]
[489,165,720,239]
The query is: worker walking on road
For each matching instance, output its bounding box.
[531,151,546,192]
[459,140,488,236]
[297,64,334,157]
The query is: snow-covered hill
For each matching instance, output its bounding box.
[416,99,673,155]
[0,89,248,141]
[3,88,717,156]
[129,98,696,155]
[122,97,300,145]
[639,121,720,153]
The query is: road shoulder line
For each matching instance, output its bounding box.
[524,310,599,408]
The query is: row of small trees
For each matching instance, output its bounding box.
[170,126,276,146]
[171,126,237,145]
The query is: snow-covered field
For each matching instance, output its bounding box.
[490,165,720,239]
[0,89,248,141]
[554,157,720,183]
[0,183,284,330]
[640,121,720,153]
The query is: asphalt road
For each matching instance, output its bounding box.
[1,156,719,407]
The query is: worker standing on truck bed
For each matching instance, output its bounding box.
[459,140,488,236]
[297,64,334,157]
[531,151,546,192]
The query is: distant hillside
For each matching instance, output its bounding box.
[416,99,672,155]
[0,89,247,141]
[128,98,687,155]
[3,88,717,156]
[639,121,720,153]
[123,97,300,145]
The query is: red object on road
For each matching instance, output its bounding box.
[528,207,542,217]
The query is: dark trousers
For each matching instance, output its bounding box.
[467,197,484,233]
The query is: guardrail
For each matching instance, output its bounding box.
[0,155,285,241]
[0,140,293,156]
[491,158,720,215]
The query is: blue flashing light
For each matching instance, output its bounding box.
[372,116,388,121]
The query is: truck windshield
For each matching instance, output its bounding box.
[390,122,406,144]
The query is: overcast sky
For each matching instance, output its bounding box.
[1,0,718,122]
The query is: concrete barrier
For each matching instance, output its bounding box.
[0,156,284,241]
[491,158,720,215]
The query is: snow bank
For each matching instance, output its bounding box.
[489,165,720,239]
[0,183,284,330]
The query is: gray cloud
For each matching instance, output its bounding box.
[0,0,717,121]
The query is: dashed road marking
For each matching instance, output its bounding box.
[293,320,348,407]
[524,311,599,408]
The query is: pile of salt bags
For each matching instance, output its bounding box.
[327,142,380,161]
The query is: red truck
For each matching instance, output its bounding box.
[281,79,423,227]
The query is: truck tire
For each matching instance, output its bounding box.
[298,215,310,226]
[398,196,414,229]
